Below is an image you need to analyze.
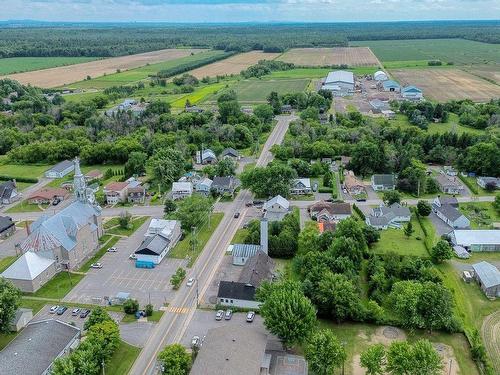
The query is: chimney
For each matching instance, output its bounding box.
[260,219,268,254]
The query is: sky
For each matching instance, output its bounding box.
[2,0,499,22]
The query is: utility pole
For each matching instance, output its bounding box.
[102,359,105,375]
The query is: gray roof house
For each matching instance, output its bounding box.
[477,176,500,190]
[0,215,15,239]
[432,196,470,229]
[322,70,355,96]
[196,149,217,165]
[44,160,74,179]
[262,195,290,222]
[309,201,352,222]
[221,147,240,160]
[0,319,80,375]
[435,174,465,195]
[290,178,312,195]
[172,181,193,200]
[211,176,239,195]
[472,261,500,298]
[194,177,213,196]
[366,203,411,230]
[190,326,269,375]
[371,174,396,191]
[0,180,19,205]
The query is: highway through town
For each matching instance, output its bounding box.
[127,114,297,375]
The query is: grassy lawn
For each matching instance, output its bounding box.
[5,200,47,213]
[28,272,84,299]
[0,56,98,75]
[231,228,249,244]
[122,310,163,323]
[0,256,18,272]
[107,216,149,236]
[370,216,429,257]
[79,235,121,272]
[458,175,495,196]
[170,81,228,108]
[228,78,310,103]
[105,340,141,375]
[0,163,49,178]
[169,213,224,266]
[459,202,499,229]
[0,332,17,350]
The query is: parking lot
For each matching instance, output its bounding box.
[64,219,186,308]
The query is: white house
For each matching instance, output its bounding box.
[172,181,193,200]
[401,86,423,100]
[44,160,74,179]
[366,203,411,230]
[262,195,290,222]
[322,71,355,96]
[290,178,312,195]
[194,177,213,196]
[432,197,470,229]
[135,220,181,264]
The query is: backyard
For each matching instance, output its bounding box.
[459,202,499,229]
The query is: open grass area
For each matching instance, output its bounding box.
[28,271,85,299]
[231,228,249,244]
[0,163,49,178]
[169,213,224,266]
[5,200,47,213]
[0,256,18,273]
[105,340,141,375]
[79,235,121,272]
[228,78,310,103]
[350,39,500,65]
[170,81,228,108]
[459,202,499,229]
[268,66,378,79]
[0,57,99,75]
[107,216,149,236]
[370,216,429,257]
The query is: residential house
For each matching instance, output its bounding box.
[127,185,146,204]
[317,221,337,233]
[323,70,355,96]
[135,220,181,265]
[309,201,352,222]
[450,230,500,252]
[44,160,74,179]
[432,196,470,229]
[373,70,388,81]
[371,174,396,191]
[103,181,129,204]
[471,261,500,298]
[281,104,293,114]
[344,170,365,196]
[262,195,290,222]
[84,170,104,181]
[0,319,80,375]
[477,176,500,190]
[366,203,411,230]
[9,308,33,332]
[443,166,458,176]
[290,178,312,195]
[435,174,464,195]
[369,99,390,113]
[194,177,213,196]
[105,99,147,117]
[1,252,58,292]
[221,147,240,160]
[382,80,401,92]
[0,180,19,205]
[401,85,423,100]
[172,181,193,200]
[28,187,69,205]
[211,176,239,195]
[196,149,217,165]
[0,216,15,239]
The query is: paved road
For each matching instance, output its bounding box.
[127,114,297,375]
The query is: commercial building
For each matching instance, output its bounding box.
[134,219,181,265]
[1,252,57,293]
[322,70,355,96]
[262,195,290,222]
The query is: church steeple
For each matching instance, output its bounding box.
[73,158,95,204]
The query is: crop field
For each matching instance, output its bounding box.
[390,68,500,102]
[170,82,228,108]
[187,51,280,78]
[69,50,224,89]
[350,39,500,65]
[277,47,380,67]
[482,311,500,374]
[268,66,379,79]
[463,65,500,84]
[220,78,309,103]
[0,57,99,75]
[4,48,207,88]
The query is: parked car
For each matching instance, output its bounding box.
[224,310,233,320]
[107,247,117,252]
[52,198,60,206]
[90,263,103,269]
[245,201,253,207]
[191,335,201,348]
[71,308,81,316]
[215,310,224,321]
[186,278,195,287]
[129,253,137,260]
[56,306,68,315]
[234,212,240,219]
[49,305,59,314]
[80,309,91,318]
[246,311,255,323]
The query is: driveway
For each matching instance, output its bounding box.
[63,218,185,308]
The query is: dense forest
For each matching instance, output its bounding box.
[0,21,498,57]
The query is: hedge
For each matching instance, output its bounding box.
[156,51,237,79]
[458,174,478,195]
[0,175,38,183]
[353,203,365,221]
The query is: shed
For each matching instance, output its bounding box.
[382,80,401,92]
[44,160,75,179]
[9,308,33,332]
[472,261,500,298]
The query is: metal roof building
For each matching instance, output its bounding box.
[472,261,500,298]
[450,230,500,252]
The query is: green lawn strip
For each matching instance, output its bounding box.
[0,57,98,75]
[370,216,429,257]
[0,163,50,178]
[0,256,18,272]
[122,310,164,323]
[104,340,141,375]
[459,202,499,229]
[104,217,121,230]
[79,235,121,272]
[106,216,149,236]
[289,194,315,201]
[0,332,17,350]
[231,228,249,244]
[169,213,224,266]
[26,272,85,299]
[5,200,46,213]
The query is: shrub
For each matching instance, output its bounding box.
[145,303,153,317]
[123,298,139,314]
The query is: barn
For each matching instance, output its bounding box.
[322,70,354,96]
[373,70,388,81]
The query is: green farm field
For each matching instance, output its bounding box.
[0,57,99,75]
[225,78,310,103]
[68,50,226,89]
[350,39,500,65]
[268,66,378,79]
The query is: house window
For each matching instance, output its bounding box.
[225,299,229,303]
[230,300,233,303]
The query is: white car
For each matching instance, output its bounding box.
[186,278,195,287]
[246,311,255,323]
[90,263,103,269]
[49,305,59,314]
[107,247,117,252]
[129,254,137,260]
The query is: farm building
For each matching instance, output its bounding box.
[401,85,423,100]
[374,70,388,81]
[471,261,500,298]
[371,174,396,191]
[450,230,500,252]
[44,160,74,179]
[382,80,401,92]
[322,70,355,96]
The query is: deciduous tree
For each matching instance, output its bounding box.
[158,344,191,375]
[360,343,386,375]
[305,329,346,375]
[0,278,20,333]
[430,240,453,264]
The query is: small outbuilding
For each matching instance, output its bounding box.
[401,85,423,100]
[9,308,33,332]
[374,70,388,81]
[44,160,74,179]
[382,80,401,92]
[472,261,500,298]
